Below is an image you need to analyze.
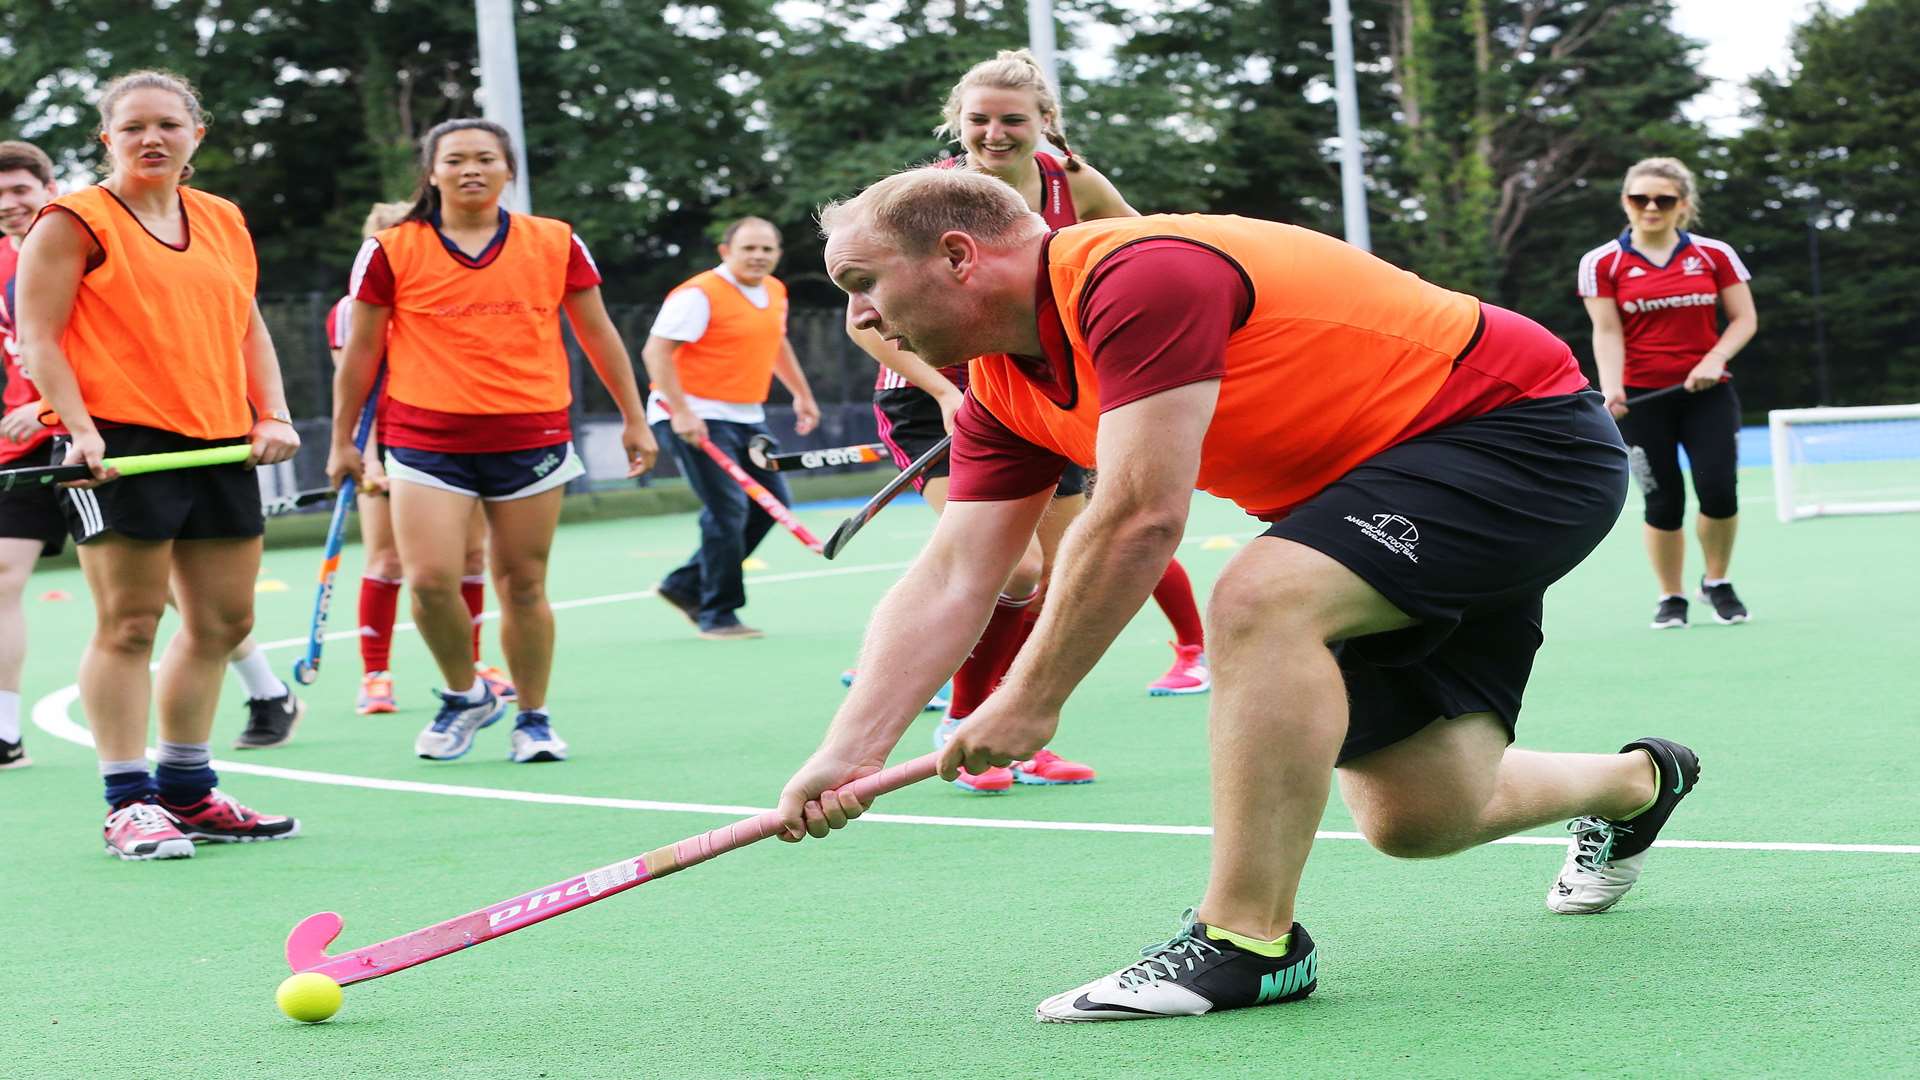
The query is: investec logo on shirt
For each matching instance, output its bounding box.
[1620,292,1716,315]
[428,301,551,318]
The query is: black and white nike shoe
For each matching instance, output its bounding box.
[1035,910,1318,1022]
[1698,578,1750,624]
[1548,737,1701,914]
[1650,595,1688,629]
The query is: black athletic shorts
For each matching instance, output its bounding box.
[57,425,264,545]
[1262,391,1628,764]
[0,441,68,556]
[874,387,1086,497]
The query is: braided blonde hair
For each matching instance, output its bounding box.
[935,49,1082,172]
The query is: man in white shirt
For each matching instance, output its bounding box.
[642,217,820,639]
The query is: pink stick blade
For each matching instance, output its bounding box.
[697,436,826,553]
[281,754,941,987]
[285,856,654,986]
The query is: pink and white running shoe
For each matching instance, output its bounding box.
[1013,749,1097,785]
[163,789,300,843]
[954,766,1014,794]
[476,663,518,701]
[104,802,194,861]
[1147,642,1211,697]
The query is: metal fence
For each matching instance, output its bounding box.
[255,294,885,503]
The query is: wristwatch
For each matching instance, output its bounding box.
[262,408,294,426]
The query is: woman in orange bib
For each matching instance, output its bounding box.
[327,118,655,766]
[14,70,303,859]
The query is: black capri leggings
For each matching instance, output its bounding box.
[1617,380,1741,530]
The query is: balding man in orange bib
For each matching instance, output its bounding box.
[774,168,1704,1021]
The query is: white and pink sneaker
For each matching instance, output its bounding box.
[104,802,194,861]
[1147,642,1211,697]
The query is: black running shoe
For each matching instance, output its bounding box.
[233,690,304,750]
[1036,910,1318,1021]
[657,585,701,627]
[1548,737,1701,914]
[1650,595,1688,630]
[0,737,28,769]
[1698,579,1749,624]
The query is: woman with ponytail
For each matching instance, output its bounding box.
[1577,157,1759,629]
[848,50,1213,796]
[15,70,302,858]
[328,118,655,765]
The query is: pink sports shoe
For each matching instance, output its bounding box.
[357,671,397,715]
[476,663,518,701]
[104,802,194,861]
[1147,642,1211,697]
[953,766,1014,794]
[1013,748,1097,785]
[162,789,300,843]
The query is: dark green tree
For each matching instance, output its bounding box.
[1712,0,1920,409]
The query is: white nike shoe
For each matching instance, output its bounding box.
[1547,817,1652,914]
[1035,910,1318,1022]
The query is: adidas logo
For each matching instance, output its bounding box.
[1627,267,1648,277]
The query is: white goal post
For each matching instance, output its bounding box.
[1768,403,1920,522]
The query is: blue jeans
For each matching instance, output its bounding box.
[655,419,794,630]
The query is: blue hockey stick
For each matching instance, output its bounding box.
[292,373,382,686]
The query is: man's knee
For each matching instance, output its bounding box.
[1207,557,1333,647]
[1357,810,1476,860]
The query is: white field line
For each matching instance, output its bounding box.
[33,563,1919,858]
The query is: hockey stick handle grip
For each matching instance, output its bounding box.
[642,752,941,878]
[1622,383,1687,407]
[0,443,252,491]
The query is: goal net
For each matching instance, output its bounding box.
[1768,404,1920,522]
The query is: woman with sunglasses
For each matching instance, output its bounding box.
[1577,157,1758,629]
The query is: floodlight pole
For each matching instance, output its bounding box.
[1329,0,1370,250]
[476,0,533,213]
[1028,0,1059,92]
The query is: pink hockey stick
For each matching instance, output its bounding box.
[285,753,939,987]
[658,401,824,554]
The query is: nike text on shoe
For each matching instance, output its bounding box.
[415,687,507,760]
[1147,642,1211,696]
[1698,578,1750,624]
[104,802,195,861]
[1651,595,1688,630]
[233,690,304,749]
[509,719,569,763]
[163,789,301,843]
[1548,737,1701,914]
[1036,910,1318,1022]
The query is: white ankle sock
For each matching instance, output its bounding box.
[0,690,19,743]
[230,646,288,701]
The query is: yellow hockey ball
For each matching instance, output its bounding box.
[276,972,342,1023]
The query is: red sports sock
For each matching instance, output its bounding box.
[358,576,402,674]
[946,589,1038,721]
[1152,558,1205,649]
[462,576,486,663]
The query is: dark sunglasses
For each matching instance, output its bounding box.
[1626,193,1681,211]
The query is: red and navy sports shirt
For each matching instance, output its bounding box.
[1577,230,1750,388]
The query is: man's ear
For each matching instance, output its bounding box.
[938,230,979,280]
